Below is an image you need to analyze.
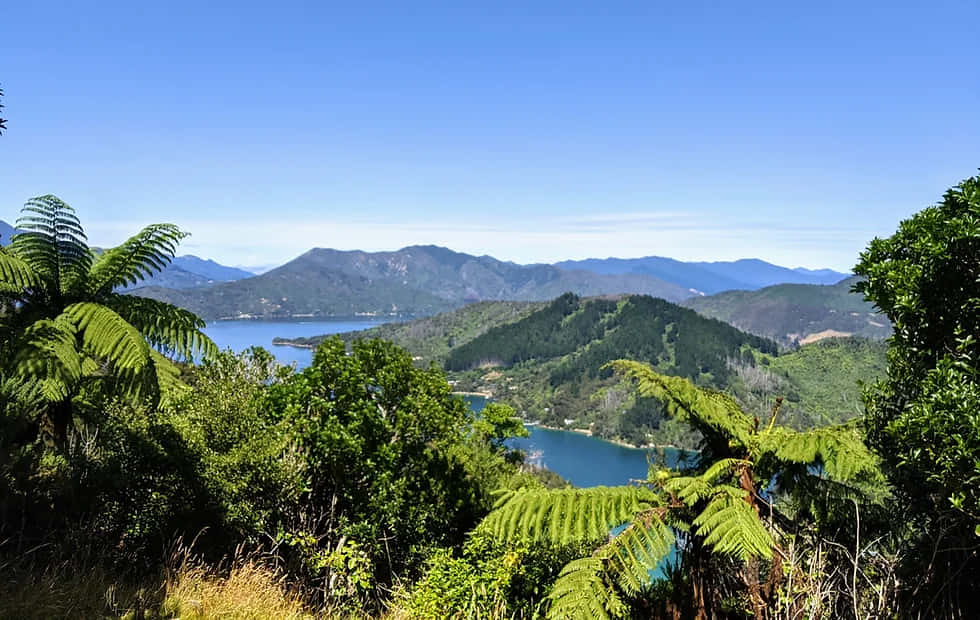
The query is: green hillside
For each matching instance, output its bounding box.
[275,300,547,363]
[442,294,780,448]
[682,276,890,346]
[307,293,887,450]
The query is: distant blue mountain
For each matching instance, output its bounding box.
[556,256,848,294]
[170,255,255,282]
[0,219,22,245]
[124,255,255,290]
[690,259,848,290]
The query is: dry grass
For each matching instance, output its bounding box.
[161,555,316,620]
[0,546,336,619]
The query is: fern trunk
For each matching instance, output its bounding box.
[43,399,74,448]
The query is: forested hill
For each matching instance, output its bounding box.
[133,245,691,319]
[276,300,547,363]
[681,276,890,346]
[447,293,778,383]
[440,294,884,448]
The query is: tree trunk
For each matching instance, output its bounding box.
[42,399,74,449]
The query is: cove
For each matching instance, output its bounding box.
[467,396,689,488]
[203,318,393,368]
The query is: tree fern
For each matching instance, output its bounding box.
[11,195,92,295]
[0,195,215,444]
[480,361,885,618]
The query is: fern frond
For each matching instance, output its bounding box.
[61,302,152,375]
[149,349,190,407]
[602,511,675,594]
[12,195,91,294]
[546,557,626,620]
[0,250,42,291]
[760,425,882,483]
[607,360,754,447]
[105,294,216,361]
[11,318,82,401]
[692,489,773,561]
[480,486,660,545]
[88,224,188,295]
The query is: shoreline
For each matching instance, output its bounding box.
[271,340,316,349]
[525,422,687,452]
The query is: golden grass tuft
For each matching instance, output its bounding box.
[161,555,314,620]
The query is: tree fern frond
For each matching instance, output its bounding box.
[105,294,216,361]
[12,195,91,294]
[546,557,626,620]
[607,360,754,447]
[480,486,660,546]
[11,318,82,401]
[88,223,188,295]
[0,250,42,291]
[693,490,773,561]
[149,349,189,407]
[760,425,882,483]
[0,373,46,419]
[602,511,675,595]
[61,302,152,374]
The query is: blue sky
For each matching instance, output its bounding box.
[1,1,978,271]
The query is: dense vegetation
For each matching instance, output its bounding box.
[134,245,691,320]
[682,276,891,346]
[854,174,980,616]
[276,299,547,363]
[2,172,978,619]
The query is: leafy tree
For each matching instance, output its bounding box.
[261,337,493,597]
[480,361,882,619]
[0,195,215,445]
[853,173,980,614]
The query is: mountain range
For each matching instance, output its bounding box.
[556,256,848,294]
[121,256,255,290]
[133,245,693,319]
[5,217,879,339]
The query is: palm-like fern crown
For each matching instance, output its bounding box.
[0,195,216,406]
[480,360,883,619]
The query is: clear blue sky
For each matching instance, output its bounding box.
[2,1,978,271]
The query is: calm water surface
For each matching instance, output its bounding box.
[203,319,395,368]
[467,396,690,488]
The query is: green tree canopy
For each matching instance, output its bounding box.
[854,173,980,614]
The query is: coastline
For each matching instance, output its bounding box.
[272,339,316,349]
[525,421,687,452]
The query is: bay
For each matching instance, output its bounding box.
[203,319,394,368]
[468,396,689,488]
